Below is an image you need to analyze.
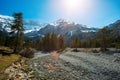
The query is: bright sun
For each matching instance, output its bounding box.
[51,0,96,18]
[60,0,79,12]
[64,0,79,9]
[58,0,95,17]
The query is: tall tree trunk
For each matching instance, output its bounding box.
[14,31,19,53]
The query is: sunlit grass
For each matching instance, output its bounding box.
[0,54,20,72]
[0,46,13,52]
[0,49,20,79]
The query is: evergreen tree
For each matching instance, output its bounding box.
[72,36,80,51]
[18,32,24,50]
[4,36,15,48]
[97,28,108,51]
[43,33,51,51]
[51,33,58,50]
[114,36,120,49]
[0,31,7,45]
[58,34,65,50]
[34,38,43,50]
[24,39,33,49]
[11,13,24,53]
[82,41,87,48]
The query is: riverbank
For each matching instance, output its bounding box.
[0,46,36,80]
[4,57,35,80]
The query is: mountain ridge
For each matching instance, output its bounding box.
[0,14,120,40]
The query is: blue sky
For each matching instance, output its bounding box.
[0,0,120,28]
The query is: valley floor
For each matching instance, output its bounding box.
[28,48,120,80]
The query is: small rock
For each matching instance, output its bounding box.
[113,57,120,62]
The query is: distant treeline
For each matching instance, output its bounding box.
[71,27,120,51]
[24,33,65,52]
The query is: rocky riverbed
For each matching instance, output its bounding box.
[28,49,120,80]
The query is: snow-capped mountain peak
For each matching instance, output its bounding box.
[0,14,46,33]
[50,19,75,26]
[0,14,13,32]
[0,14,13,20]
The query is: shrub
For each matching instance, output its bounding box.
[92,49,99,53]
[20,48,36,58]
[100,48,108,52]
[116,44,120,49]
[72,48,80,52]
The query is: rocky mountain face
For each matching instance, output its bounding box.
[37,19,99,41]
[0,15,13,32]
[24,20,47,33]
[38,19,98,34]
[26,19,99,41]
[106,20,120,37]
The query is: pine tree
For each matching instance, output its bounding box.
[11,13,24,53]
[97,28,108,51]
[44,33,51,51]
[4,36,15,48]
[0,31,7,45]
[58,34,65,50]
[18,32,24,50]
[51,33,58,50]
[72,36,80,51]
[24,39,33,49]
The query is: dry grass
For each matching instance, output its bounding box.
[0,54,20,79]
[0,46,13,52]
[0,54,20,72]
[0,46,20,79]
